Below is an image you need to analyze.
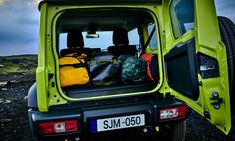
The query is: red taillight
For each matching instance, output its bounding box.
[65,120,78,132]
[39,120,78,135]
[159,105,190,120]
[39,122,55,134]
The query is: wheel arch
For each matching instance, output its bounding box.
[28,83,38,108]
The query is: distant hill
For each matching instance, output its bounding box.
[0,55,37,75]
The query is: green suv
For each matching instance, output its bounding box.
[28,0,235,140]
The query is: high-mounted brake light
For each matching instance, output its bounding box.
[39,120,78,135]
[159,105,190,120]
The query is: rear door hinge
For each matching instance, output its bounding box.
[210,92,223,109]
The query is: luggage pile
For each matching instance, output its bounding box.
[59,51,159,87]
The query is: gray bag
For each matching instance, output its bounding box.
[89,52,121,86]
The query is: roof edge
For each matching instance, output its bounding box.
[38,0,162,11]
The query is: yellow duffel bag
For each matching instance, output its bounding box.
[59,53,89,87]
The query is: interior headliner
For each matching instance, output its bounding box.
[56,9,153,33]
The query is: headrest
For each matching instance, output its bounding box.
[67,31,84,48]
[113,27,129,45]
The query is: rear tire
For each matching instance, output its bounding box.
[159,121,186,141]
[170,121,186,141]
[218,16,235,113]
[218,16,235,140]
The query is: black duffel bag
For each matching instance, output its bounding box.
[89,52,121,86]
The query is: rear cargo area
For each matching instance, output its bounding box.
[63,83,156,98]
[56,8,160,98]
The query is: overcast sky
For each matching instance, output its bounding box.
[0,0,234,56]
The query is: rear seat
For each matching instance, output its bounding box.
[60,31,93,60]
[107,27,137,57]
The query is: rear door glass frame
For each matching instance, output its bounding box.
[169,0,195,39]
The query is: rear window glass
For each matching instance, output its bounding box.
[59,32,113,51]
[128,28,139,45]
[56,9,155,56]
[59,30,139,52]
[170,0,194,38]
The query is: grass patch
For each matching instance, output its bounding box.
[0,55,37,75]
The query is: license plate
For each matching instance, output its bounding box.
[90,114,145,132]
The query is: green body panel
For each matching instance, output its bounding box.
[162,0,231,134]
[36,4,49,112]
[37,3,165,107]
[36,0,231,134]
[37,3,68,112]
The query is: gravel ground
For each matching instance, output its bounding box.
[0,73,234,141]
[0,74,36,141]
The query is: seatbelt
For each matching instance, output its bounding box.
[142,26,156,53]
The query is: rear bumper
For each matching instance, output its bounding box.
[28,97,190,140]
[28,108,82,139]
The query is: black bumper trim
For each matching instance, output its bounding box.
[28,98,188,140]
